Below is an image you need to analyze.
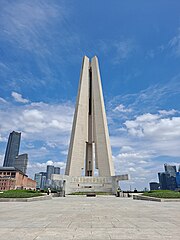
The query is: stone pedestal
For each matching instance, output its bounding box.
[51,174,128,195]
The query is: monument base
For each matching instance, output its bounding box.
[51,174,128,195]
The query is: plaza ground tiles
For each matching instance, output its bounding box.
[0,196,180,240]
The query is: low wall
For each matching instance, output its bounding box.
[0,195,52,202]
[133,194,180,202]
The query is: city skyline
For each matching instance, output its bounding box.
[0,1,180,189]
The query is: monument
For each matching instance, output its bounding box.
[65,56,114,177]
[51,56,128,194]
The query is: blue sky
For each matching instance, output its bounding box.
[0,0,180,190]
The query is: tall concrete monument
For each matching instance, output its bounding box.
[52,56,128,194]
[65,56,114,177]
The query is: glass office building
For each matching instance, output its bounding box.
[3,131,21,167]
[14,153,28,174]
[54,167,60,174]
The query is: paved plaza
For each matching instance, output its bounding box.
[0,196,180,240]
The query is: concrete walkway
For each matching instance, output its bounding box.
[0,196,179,239]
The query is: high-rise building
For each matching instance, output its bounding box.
[158,172,167,190]
[166,174,177,190]
[14,153,28,174]
[54,167,60,174]
[46,165,54,181]
[34,173,42,189]
[176,172,180,188]
[65,56,114,177]
[3,131,21,167]
[34,172,47,190]
[41,176,47,190]
[149,182,159,190]
[164,164,177,177]
[39,172,47,177]
[158,171,177,191]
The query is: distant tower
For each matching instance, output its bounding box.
[54,167,60,174]
[164,163,177,177]
[65,56,115,177]
[14,153,28,174]
[3,131,21,167]
[46,165,55,181]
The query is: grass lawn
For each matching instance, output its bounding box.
[0,189,43,198]
[143,190,180,198]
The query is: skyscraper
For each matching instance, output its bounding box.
[46,165,54,181]
[164,164,176,177]
[3,131,21,167]
[34,173,42,189]
[158,164,177,191]
[158,172,168,190]
[14,153,28,174]
[54,167,60,174]
[176,172,180,188]
[65,56,115,177]
[149,182,159,190]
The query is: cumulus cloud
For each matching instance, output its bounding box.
[110,107,180,189]
[158,109,178,116]
[112,111,180,164]
[0,99,74,174]
[1,91,180,189]
[124,113,180,142]
[11,91,29,103]
[112,149,161,190]
[0,101,73,137]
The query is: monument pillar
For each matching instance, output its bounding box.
[65,56,115,177]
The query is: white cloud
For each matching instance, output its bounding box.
[122,111,180,157]
[0,100,74,163]
[1,1,62,52]
[113,39,136,62]
[109,78,180,116]
[113,104,132,113]
[98,38,136,64]
[158,109,178,116]
[112,149,161,190]
[0,134,6,143]
[0,154,4,166]
[11,91,29,103]
[61,150,68,155]
[0,1,81,92]
[168,28,180,57]
[110,106,180,190]
[0,97,7,103]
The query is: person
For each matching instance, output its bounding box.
[47,188,51,195]
[116,187,121,197]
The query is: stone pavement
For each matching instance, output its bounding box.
[0,195,179,240]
